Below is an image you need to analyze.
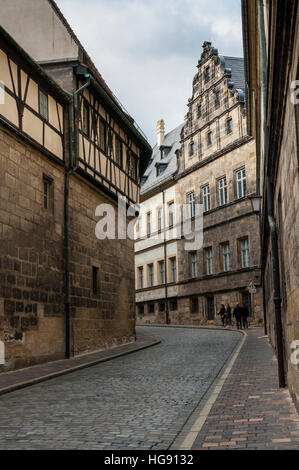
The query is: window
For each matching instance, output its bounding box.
[157,163,167,176]
[83,102,90,136]
[204,66,211,83]
[138,267,144,289]
[92,266,99,295]
[147,212,152,236]
[218,177,227,206]
[170,299,178,311]
[148,264,154,287]
[39,90,48,120]
[222,243,230,272]
[236,168,246,199]
[170,258,177,283]
[202,185,210,212]
[115,137,123,167]
[189,142,194,157]
[159,261,165,284]
[240,238,250,268]
[227,118,233,134]
[99,120,106,152]
[187,192,195,218]
[207,131,212,146]
[159,302,165,312]
[149,303,155,314]
[158,207,163,232]
[168,202,174,227]
[197,105,202,118]
[129,153,137,181]
[43,176,53,212]
[215,91,221,108]
[205,247,213,275]
[191,297,199,314]
[191,253,198,278]
[138,304,144,315]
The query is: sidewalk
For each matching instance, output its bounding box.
[191,328,299,450]
[0,333,160,396]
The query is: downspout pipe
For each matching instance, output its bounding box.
[64,74,91,359]
[267,178,286,388]
[162,190,169,325]
[257,0,268,335]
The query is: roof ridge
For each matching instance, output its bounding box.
[47,0,123,111]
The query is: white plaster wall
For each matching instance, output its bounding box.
[0,0,79,62]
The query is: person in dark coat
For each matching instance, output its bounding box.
[225,303,232,326]
[241,304,249,329]
[233,303,243,329]
[218,304,226,327]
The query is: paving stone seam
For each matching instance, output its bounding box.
[169,329,246,450]
[0,338,161,397]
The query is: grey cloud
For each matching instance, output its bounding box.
[57,0,243,144]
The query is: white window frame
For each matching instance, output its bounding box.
[218,177,227,206]
[202,185,210,212]
[223,243,230,272]
[236,169,246,199]
[241,239,250,268]
[206,248,213,275]
[159,261,165,284]
[191,253,198,278]
[187,192,195,218]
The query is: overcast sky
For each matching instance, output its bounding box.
[56,0,243,146]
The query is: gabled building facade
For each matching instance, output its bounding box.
[135,121,184,324]
[175,42,263,325]
[136,42,263,326]
[0,1,151,372]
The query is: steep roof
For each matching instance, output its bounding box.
[141,123,184,195]
[222,56,245,92]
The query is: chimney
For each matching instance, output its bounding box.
[157,119,165,147]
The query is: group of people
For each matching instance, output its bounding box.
[217,303,249,329]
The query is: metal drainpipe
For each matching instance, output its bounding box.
[162,190,169,325]
[257,0,268,335]
[64,74,91,359]
[267,178,286,388]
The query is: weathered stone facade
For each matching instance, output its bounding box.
[242,0,299,412]
[0,126,66,370]
[136,43,263,326]
[0,15,151,372]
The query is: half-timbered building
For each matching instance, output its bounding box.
[0,4,151,371]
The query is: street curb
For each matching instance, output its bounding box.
[168,328,247,450]
[0,337,161,397]
[137,323,248,334]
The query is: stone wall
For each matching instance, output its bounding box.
[68,173,136,356]
[265,23,299,412]
[0,124,136,372]
[0,126,65,371]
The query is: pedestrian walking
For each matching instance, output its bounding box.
[241,304,249,329]
[233,303,243,329]
[218,304,227,327]
[225,303,232,326]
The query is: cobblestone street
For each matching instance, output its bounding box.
[0,327,240,450]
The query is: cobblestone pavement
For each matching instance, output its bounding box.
[192,328,299,450]
[0,327,240,450]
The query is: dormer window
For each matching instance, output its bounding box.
[141,176,148,186]
[162,147,171,159]
[156,163,167,176]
